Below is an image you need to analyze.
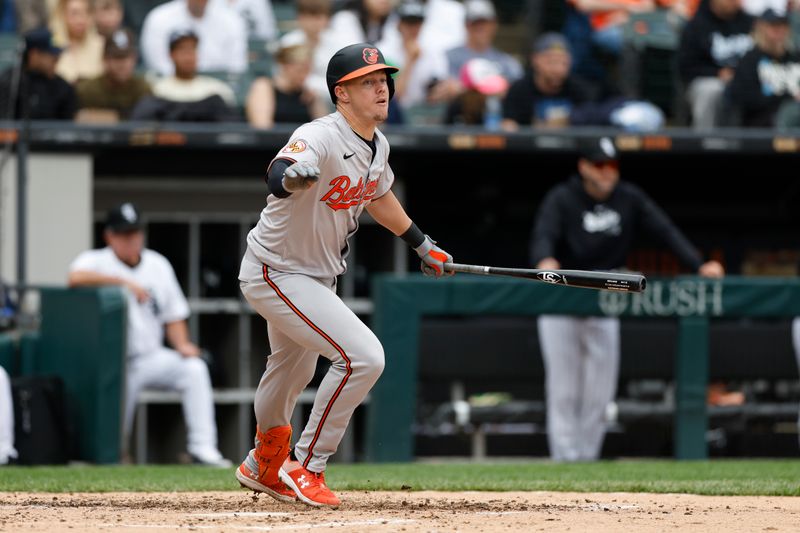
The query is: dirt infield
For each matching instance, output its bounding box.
[1,490,799,532]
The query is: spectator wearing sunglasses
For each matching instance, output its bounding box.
[529,136,724,463]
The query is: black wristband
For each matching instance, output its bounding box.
[400,222,426,249]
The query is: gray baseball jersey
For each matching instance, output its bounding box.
[240,111,393,472]
[247,112,395,279]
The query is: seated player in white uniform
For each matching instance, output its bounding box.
[68,202,230,467]
[0,365,17,465]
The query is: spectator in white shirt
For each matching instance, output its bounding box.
[379,1,449,108]
[152,29,237,106]
[141,0,247,76]
[328,0,397,45]
[416,0,467,51]
[214,0,278,42]
[279,0,339,111]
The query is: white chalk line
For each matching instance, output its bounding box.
[101,517,416,531]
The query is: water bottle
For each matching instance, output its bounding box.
[483,94,501,131]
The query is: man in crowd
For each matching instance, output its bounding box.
[76,28,152,121]
[141,0,247,75]
[132,29,238,122]
[0,27,76,120]
[678,0,754,129]
[502,32,596,129]
[727,8,800,128]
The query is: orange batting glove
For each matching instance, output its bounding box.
[414,235,454,277]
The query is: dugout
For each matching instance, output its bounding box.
[1,121,800,463]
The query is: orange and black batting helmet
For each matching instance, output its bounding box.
[326,43,399,104]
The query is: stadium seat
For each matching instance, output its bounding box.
[623,9,682,52]
[0,33,21,74]
[272,0,298,35]
[403,102,447,127]
[248,38,273,77]
[199,70,250,108]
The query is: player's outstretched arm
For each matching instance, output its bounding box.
[68,270,150,303]
[366,192,453,277]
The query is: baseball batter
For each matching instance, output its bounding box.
[235,43,453,508]
[68,203,230,467]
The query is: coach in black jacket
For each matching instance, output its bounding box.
[677,0,753,129]
[529,137,724,462]
[727,9,800,128]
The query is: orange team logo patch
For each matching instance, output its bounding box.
[282,139,308,153]
[362,48,379,65]
[320,175,378,211]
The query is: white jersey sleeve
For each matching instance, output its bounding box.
[69,249,104,274]
[151,252,190,324]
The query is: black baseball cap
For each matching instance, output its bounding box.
[397,1,425,21]
[169,28,198,50]
[580,137,618,162]
[533,32,569,55]
[104,28,136,58]
[24,27,62,56]
[759,8,789,24]
[327,43,398,85]
[105,202,142,232]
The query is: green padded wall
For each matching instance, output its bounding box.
[34,287,127,464]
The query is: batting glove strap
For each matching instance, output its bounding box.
[414,235,453,277]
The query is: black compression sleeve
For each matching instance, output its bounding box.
[266,159,292,198]
[400,222,426,248]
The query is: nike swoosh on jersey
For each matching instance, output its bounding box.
[343,152,355,159]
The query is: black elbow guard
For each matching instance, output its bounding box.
[266,159,292,198]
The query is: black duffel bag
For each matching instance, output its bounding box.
[11,376,70,465]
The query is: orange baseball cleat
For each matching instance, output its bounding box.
[280,459,341,508]
[235,425,296,503]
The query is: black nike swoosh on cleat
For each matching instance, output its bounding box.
[343,152,355,159]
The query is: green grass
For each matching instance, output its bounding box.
[2,460,800,496]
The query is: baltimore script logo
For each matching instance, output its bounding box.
[320,175,378,211]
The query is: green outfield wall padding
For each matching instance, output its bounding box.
[675,316,709,460]
[0,333,15,374]
[32,287,127,464]
[367,275,800,462]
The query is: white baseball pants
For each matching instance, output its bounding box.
[538,315,620,462]
[124,347,220,460]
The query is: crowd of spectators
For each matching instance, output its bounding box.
[0,0,797,130]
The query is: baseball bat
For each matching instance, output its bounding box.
[443,263,646,293]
